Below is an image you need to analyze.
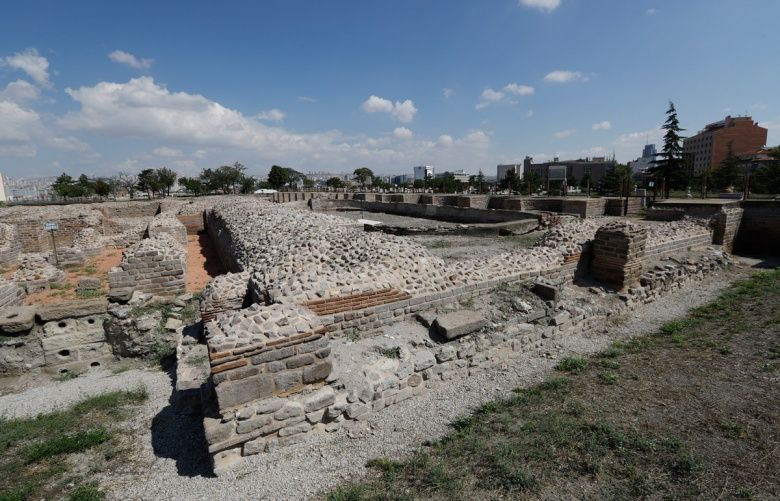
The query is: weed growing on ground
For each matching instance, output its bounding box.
[54,370,81,382]
[0,387,147,501]
[555,356,589,373]
[76,289,103,299]
[378,347,401,359]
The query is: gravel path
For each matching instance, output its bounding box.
[0,367,170,419]
[0,265,751,500]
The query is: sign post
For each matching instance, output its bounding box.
[43,222,60,267]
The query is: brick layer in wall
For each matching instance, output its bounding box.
[303,288,412,316]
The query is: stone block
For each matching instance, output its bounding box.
[533,280,560,302]
[303,386,335,413]
[37,299,107,321]
[433,310,486,340]
[274,370,303,392]
[302,361,332,383]
[274,401,304,420]
[0,306,36,334]
[215,374,275,410]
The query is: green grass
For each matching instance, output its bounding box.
[68,484,104,501]
[323,269,780,500]
[76,289,103,299]
[421,239,452,249]
[54,370,81,382]
[24,429,111,463]
[555,356,589,373]
[0,387,147,501]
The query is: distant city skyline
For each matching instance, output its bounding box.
[1,0,778,178]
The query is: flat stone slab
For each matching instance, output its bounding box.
[37,298,107,321]
[533,279,561,302]
[416,310,437,328]
[0,305,37,334]
[434,310,487,340]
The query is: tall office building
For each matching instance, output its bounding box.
[683,116,767,174]
[496,164,523,181]
[413,165,434,181]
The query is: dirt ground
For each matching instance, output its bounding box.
[185,232,225,293]
[22,247,124,305]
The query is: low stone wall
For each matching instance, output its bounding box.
[147,213,188,247]
[108,233,186,301]
[99,201,160,219]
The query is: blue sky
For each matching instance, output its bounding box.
[1,0,779,178]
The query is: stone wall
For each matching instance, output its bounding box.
[204,303,332,465]
[99,201,160,219]
[712,207,743,253]
[199,271,250,322]
[108,233,186,301]
[146,213,188,247]
[591,221,647,290]
[0,299,111,376]
[0,223,22,265]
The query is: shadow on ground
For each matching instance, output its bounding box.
[150,366,215,478]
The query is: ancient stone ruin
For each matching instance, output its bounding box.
[1,193,773,473]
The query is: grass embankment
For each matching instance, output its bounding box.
[326,269,780,500]
[0,387,148,501]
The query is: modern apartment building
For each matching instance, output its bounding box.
[683,115,767,174]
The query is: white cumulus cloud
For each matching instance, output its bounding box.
[108,50,153,70]
[0,80,40,103]
[519,0,561,13]
[361,95,417,123]
[1,48,50,86]
[543,70,588,83]
[393,127,413,139]
[255,108,286,122]
[553,129,576,139]
[443,88,456,99]
[592,121,612,130]
[477,83,534,109]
